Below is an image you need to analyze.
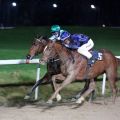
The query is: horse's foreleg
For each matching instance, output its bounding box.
[76,79,96,104]
[24,73,51,99]
[52,74,66,102]
[47,73,75,104]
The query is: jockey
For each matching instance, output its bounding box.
[49,25,71,41]
[60,33,95,65]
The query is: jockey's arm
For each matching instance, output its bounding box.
[63,43,78,49]
[49,35,56,41]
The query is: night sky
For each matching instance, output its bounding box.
[0,0,120,26]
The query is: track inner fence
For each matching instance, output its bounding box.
[0,56,120,100]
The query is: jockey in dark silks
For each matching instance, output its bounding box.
[49,25,95,65]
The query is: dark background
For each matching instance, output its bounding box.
[0,0,120,26]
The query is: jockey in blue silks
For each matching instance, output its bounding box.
[49,25,95,65]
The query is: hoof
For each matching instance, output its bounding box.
[71,98,77,102]
[75,94,81,99]
[56,94,62,102]
[76,96,85,104]
[46,100,53,105]
[24,95,30,100]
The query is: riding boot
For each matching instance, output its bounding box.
[88,56,97,66]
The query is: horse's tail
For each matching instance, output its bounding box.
[116,58,120,66]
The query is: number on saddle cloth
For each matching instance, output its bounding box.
[91,50,103,61]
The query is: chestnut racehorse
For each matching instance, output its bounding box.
[25,36,94,101]
[40,41,120,104]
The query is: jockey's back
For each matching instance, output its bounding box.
[65,34,90,49]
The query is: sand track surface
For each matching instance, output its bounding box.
[0,97,120,120]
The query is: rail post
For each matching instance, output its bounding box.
[35,64,40,100]
[102,73,107,95]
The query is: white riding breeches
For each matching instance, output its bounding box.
[77,39,94,59]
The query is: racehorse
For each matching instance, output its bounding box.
[40,40,120,104]
[25,36,62,101]
[25,36,94,101]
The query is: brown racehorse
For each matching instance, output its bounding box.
[25,36,63,101]
[25,36,94,101]
[40,41,120,104]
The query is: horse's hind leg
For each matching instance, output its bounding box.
[73,79,90,100]
[76,79,96,104]
[74,78,96,102]
[106,71,117,103]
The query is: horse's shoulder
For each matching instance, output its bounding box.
[71,50,85,60]
[70,50,78,56]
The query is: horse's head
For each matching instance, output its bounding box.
[26,36,48,63]
[40,41,59,65]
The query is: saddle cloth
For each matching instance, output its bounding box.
[88,50,103,66]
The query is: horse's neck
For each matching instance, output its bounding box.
[55,44,79,65]
[55,44,70,63]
